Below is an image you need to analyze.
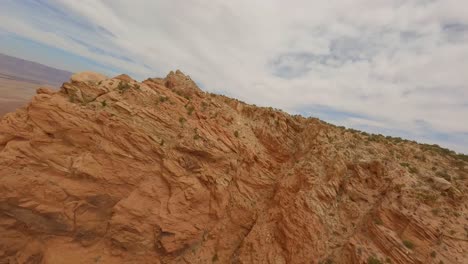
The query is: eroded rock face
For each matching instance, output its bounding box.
[0,71,467,264]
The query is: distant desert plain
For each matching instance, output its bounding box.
[0,53,71,116]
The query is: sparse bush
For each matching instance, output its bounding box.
[201,101,208,111]
[159,96,168,103]
[320,259,333,264]
[403,240,415,249]
[101,100,107,107]
[374,218,383,225]
[436,171,450,181]
[193,128,200,140]
[69,93,76,103]
[421,143,457,158]
[408,166,419,174]
[457,153,468,162]
[400,163,418,174]
[414,154,427,162]
[186,105,195,115]
[416,192,438,204]
[430,251,437,258]
[234,130,239,138]
[117,81,131,93]
[81,95,91,105]
[367,256,382,264]
[179,117,186,126]
[369,135,382,142]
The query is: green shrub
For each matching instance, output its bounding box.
[374,218,383,225]
[179,117,186,126]
[457,153,468,162]
[367,256,382,264]
[408,166,419,174]
[101,100,107,107]
[69,93,76,103]
[400,163,418,174]
[117,81,131,93]
[186,105,195,115]
[416,192,438,204]
[201,101,208,111]
[414,154,427,161]
[431,208,441,216]
[403,240,414,249]
[193,129,200,140]
[234,130,239,138]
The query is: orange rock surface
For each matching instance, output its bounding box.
[0,71,467,263]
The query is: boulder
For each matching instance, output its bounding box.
[71,71,107,83]
[433,176,451,190]
[114,74,133,82]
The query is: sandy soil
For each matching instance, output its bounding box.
[0,76,43,117]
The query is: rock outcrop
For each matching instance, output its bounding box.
[0,71,467,264]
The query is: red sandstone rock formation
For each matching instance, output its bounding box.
[0,71,467,263]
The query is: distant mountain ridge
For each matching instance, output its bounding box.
[0,53,72,87]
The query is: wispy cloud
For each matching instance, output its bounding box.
[0,0,467,152]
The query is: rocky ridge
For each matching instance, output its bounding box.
[0,70,467,263]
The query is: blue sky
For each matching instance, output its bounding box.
[0,0,467,153]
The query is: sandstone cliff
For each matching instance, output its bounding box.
[0,70,467,264]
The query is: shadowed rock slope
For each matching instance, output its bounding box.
[0,71,467,264]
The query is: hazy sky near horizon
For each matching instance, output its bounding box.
[1,0,468,152]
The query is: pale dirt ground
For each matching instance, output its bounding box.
[0,75,52,117]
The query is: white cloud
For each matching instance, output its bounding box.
[1,0,467,152]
